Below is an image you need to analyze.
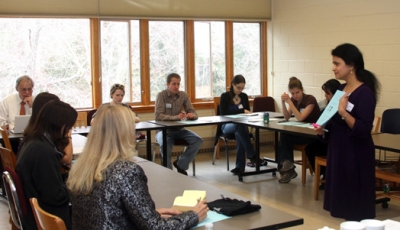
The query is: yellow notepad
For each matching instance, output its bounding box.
[172,190,206,212]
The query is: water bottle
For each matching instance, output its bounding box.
[205,223,213,230]
[263,112,269,124]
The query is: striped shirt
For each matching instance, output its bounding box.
[155,90,198,121]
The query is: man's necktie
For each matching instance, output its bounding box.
[20,101,26,115]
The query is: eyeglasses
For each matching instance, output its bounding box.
[234,85,245,90]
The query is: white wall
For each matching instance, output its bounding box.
[269,0,400,117]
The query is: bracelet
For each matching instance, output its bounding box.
[341,113,349,120]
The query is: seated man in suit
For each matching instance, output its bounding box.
[155,73,203,175]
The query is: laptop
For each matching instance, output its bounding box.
[11,115,31,134]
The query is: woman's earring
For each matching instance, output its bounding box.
[350,70,353,74]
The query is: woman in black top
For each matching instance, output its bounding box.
[219,75,258,175]
[17,100,77,230]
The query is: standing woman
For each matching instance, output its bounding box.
[278,77,321,183]
[314,43,380,221]
[219,75,258,175]
[67,105,207,229]
[17,100,77,230]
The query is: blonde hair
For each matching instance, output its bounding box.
[67,104,137,194]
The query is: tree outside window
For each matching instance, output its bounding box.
[0,18,92,107]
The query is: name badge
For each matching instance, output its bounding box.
[346,102,354,112]
[238,104,243,109]
[166,103,172,109]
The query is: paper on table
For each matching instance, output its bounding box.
[315,90,345,126]
[192,210,231,228]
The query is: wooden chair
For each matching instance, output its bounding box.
[314,156,327,200]
[0,146,17,171]
[3,166,29,229]
[293,144,314,185]
[30,197,67,230]
[0,125,12,150]
[74,111,87,128]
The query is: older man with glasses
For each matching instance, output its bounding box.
[0,75,35,152]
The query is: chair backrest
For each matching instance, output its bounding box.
[86,109,97,125]
[0,146,17,171]
[213,97,221,116]
[3,167,28,229]
[380,109,400,134]
[30,197,67,230]
[74,112,87,128]
[252,96,276,112]
[0,125,12,150]
[372,116,381,133]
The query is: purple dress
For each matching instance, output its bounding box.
[323,84,376,221]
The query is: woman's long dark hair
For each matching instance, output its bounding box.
[229,74,246,103]
[331,43,380,100]
[28,92,60,128]
[23,100,77,153]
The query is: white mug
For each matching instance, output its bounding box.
[360,219,385,230]
[340,221,366,230]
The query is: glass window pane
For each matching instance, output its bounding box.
[100,20,130,104]
[130,21,141,103]
[233,23,261,96]
[149,21,184,101]
[194,21,225,99]
[0,18,91,108]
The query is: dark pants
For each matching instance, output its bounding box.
[305,140,327,178]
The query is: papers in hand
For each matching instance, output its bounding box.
[315,90,345,126]
[172,190,206,212]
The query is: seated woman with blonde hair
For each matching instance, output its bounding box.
[67,104,208,229]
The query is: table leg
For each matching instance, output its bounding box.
[162,128,168,167]
[146,130,152,161]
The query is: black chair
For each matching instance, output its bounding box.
[212,100,254,171]
[379,109,400,161]
[86,109,97,126]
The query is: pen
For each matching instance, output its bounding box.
[311,123,329,132]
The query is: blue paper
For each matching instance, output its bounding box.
[315,90,345,126]
[192,210,231,229]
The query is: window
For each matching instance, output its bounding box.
[233,23,261,97]
[100,20,140,103]
[149,21,184,101]
[0,18,92,107]
[194,21,225,99]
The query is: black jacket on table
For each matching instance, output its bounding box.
[16,135,71,230]
[219,91,251,115]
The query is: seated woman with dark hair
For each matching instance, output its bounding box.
[305,79,341,189]
[67,104,208,229]
[19,92,73,165]
[17,100,77,230]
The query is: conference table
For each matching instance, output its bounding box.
[135,159,304,229]
[148,116,233,168]
[232,112,317,180]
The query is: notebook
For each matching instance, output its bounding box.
[11,115,31,134]
[172,190,206,212]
